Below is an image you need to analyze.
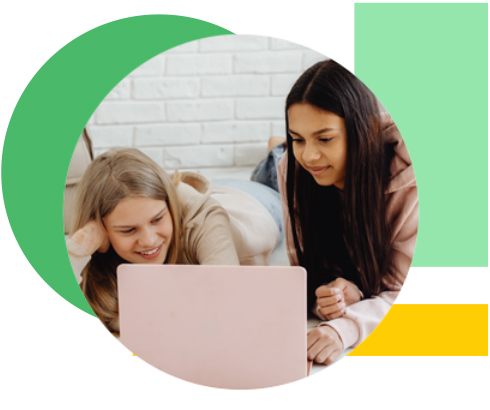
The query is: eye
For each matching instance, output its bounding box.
[153,216,163,223]
[319,138,332,143]
[121,228,135,234]
[291,138,304,143]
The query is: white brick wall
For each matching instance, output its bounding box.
[165,145,234,168]
[96,102,165,124]
[271,74,300,96]
[166,55,233,76]
[87,35,329,177]
[135,124,201,146]
[199,36,267,52]
[234,143,269,166]
[201,76,269,97]
[127,55,165,77]
[105,79,131,100]
[234,51,303,74]
[201,122,269,144]
[167,100,234,122]
[133,78,200,99]
[235,97,285,120]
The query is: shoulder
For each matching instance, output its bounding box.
[380,114,419,242]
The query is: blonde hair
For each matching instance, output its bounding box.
[70,148,195,335]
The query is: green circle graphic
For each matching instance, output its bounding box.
[2,15,233,316]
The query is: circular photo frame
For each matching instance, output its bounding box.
[3,16,418,389]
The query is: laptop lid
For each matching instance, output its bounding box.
[117,264,307,389]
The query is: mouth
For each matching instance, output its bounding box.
[307,166,331,176]
[135,244,163,260]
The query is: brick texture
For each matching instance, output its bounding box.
[128,55,165,77]
[234,143,268,166]
[165,145,234,168]
[234,51,303,74]
[96,102,166,124]
[202,75,269,97]
[135,124,200,146]
[236,98,284,120]
[167,100,234,122]
[201,122,269,144]
[133,78,200,99]
[105,79,131,100]
[87,36,330,174]
[166,54,232,76]
[89,126,133,148]
[200,35,267,52]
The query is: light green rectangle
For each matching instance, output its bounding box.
[355,3,488,267]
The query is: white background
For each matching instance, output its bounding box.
[1,1,489,409]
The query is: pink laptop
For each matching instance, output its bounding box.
[117,264,307,389]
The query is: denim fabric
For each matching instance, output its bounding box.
[250,143,286,192]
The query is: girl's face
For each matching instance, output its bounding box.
[288,103,348,189]
[103,196,173,265]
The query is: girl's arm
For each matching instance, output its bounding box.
[66,238,92,284]
[278,153,419,352]
[314,277,363,320]
[66,220,110,284]
[320,187,419,350]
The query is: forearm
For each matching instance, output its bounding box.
[320,290,398,350]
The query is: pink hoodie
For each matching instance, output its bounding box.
[277,113,419,350]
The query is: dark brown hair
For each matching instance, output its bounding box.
[285,60,396,310]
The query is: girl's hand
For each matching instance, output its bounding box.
[70,220,110,255]
[316,277,363,319]
[307,326,343,365]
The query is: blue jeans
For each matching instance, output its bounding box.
[250,143,286,192]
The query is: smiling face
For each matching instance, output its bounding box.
[288,103,348,189]
[103,196,173,265]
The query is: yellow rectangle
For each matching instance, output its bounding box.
[348,304,488,356]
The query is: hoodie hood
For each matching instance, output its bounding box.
[171,171,214,225]
[381,113,417,194]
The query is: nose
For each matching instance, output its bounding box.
[302,142,321,164]
[138,226,158,248]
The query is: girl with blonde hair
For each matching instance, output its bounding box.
[67,148,281,335]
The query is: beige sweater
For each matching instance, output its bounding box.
[67,171,279,284]
[277,113,419,350]
[176,171,279,266]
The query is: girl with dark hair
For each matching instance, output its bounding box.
[257,59,418,365]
